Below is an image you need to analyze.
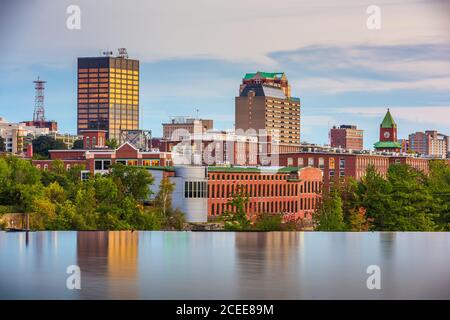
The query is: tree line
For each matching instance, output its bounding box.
[314,161,450,231]
[0,156,184,230]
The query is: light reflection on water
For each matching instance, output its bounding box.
[0,231,449,299]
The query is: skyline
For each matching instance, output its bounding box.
[1,0,450,149]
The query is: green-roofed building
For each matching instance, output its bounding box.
[236,71,301,151]
[374,108,401,152]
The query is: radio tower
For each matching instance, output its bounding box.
[33,77,46,122]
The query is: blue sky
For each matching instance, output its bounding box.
[0,0,449,149]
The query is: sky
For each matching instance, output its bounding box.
[0,0,449,149]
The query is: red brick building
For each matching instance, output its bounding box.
[207,166,322,221]
[330,125,363,151]
[32,130,172,177]
[279,151,437,187]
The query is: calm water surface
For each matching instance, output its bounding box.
[0,231,449,299]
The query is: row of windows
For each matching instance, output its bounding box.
[209,183,299,199]
[184,181,207,198]
[210,200,306,216]
[286,157,346,170]
[94,159,159,170]
[209,173,289,181]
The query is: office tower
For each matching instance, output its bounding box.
[235,72,300,153]
[77,49,139,140]
[330,125,364,150]
[374,108,401,152]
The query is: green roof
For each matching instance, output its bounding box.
[380,109,396,128]
[243,72,285,80]
[374,141,402,149]
[206,166,300,174]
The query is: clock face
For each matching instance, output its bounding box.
[384,131,390,139]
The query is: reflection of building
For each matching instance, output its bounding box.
[409,130,449,158]
[32,130,171,178]
[330,125,363,151]
[374,109,401,152]
[77,49,139,140]
[235,72,301,153]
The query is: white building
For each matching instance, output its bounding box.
[147,166,208,223]
[0,117,49,154]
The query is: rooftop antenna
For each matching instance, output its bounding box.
[195,108,199,120]
[33,77,46,122]
[117,48,128,59]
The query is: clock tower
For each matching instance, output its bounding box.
[374,108,401,152]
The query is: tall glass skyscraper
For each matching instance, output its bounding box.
[77,52,139,141]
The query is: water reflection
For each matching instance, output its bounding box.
[0,231,449,299]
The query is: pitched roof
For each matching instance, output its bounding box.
[380,109,396,128]
[374,141,402,149]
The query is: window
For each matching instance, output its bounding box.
[287,157,293,166]
[184,180,207,198]
[319,157,324,169]
[308,157,314,167]
[340,170,345,177]
[297,158,304,168]
[340,158,345,169]
[329,170,335,179]
[81,171,90,180]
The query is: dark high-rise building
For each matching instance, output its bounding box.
[330,125,364,150]
[235,72,301,153]
[77,49,139,140]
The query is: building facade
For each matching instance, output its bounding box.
[77,50,139,140]
[235,72,301,153]
[278,151,435,188]
[0,117,49,155]
[409,130,449,158]
[330,125,364,150]
[374,109,401,152]
[32,130,171,178]
[162,117,213,140]
[207,166,322,222]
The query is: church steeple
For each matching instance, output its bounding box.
[380,108,396,129]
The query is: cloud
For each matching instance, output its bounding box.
[1,0,449,67]
[340,106,450,126]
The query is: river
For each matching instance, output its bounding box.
[0,231,449,299]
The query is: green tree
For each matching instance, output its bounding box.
[222,185,251,230]
[314,188,345,231]
[107,164,154,202]
[427,160,450,230]
[154,177,175,217]
[253,212,283,231]
[32,135,66,158]
[72,139,84,150]
[106,139,119,149]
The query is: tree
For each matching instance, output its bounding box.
[154,177,175,217]
[427,160,450,230]
[72,139,84,150]
[106,139,119,149]
[253,212,283,231]
[314,188,345,231]
[347,207,372,231]
[222,185,251,230]
[107,163,154,202]
[32,135,67,158]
